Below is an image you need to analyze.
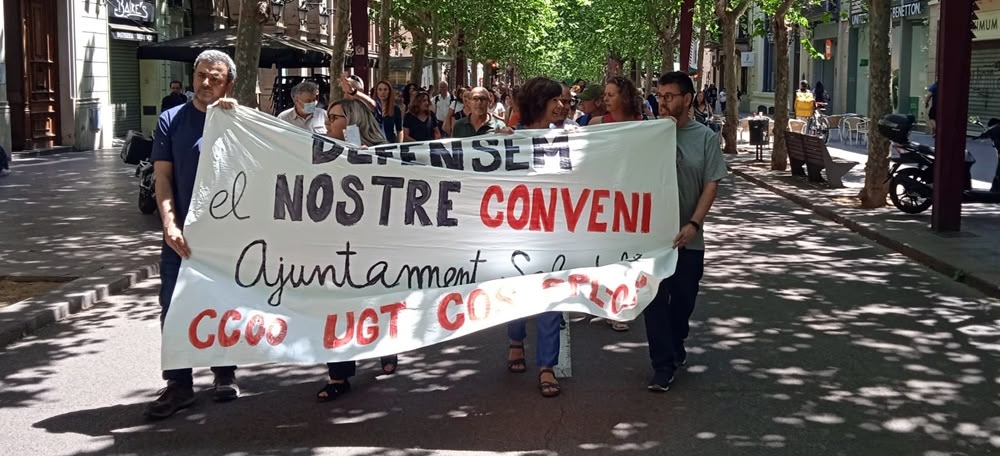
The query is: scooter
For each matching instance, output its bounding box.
[119,131,157,214]
[881,113,1000,214]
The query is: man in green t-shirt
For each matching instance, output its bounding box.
[645,72,729,392]
[452,87,508,138]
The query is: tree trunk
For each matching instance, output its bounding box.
[455,27,467,87]
[859,0,892,208]
[409,31,426,84]
[660,35,676,74]
[377,0,391,82]
[431,13,440,87]
[449,25,460,88]
[471,55,479,86]
[330,0,351,101]
[720,12,739,154]
[232,0,267,107]
[771,0,794,171]
[646,48,656,94]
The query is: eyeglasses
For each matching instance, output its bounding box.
[470,96,489,102]
[657,92,685,102]
[326,113,347,122]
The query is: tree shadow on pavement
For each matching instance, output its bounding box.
[4,178,998,455]
[0,149,162,279]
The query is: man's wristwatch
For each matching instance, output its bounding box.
[688,220,702,231]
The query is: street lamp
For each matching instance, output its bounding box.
[270,0,294,21]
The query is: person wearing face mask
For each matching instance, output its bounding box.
[316,99,402,402]
[277,81,327,134]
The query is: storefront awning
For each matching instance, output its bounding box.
[109,23,158,43]
[136,29,334,68]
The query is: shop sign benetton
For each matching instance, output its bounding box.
[849,0,924,27]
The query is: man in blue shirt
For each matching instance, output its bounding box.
[145,50,240,420]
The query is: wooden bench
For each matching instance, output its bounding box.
[785,131,857,188]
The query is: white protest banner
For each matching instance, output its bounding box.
[161,106,679,369]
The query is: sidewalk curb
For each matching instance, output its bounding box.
[729,166,1000,299]
[0,263,159,350]
[11,146,78,159]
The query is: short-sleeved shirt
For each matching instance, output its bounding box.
[278,107,328,134]
[452,115,507,138]
[151,102,207,258]
[404,112,437,141]
[432,94,453,121]
[675,120,728,251]
[161,93,187,112]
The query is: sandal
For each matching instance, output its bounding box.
[507,343,527,374]
[380,355,398,375]
[538,368,561,398]
[609,320,630,332]
[316,379,351,403]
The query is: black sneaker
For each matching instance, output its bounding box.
[647,371,675,393]
[144,381,195,420]
[212,373,240,402]
[674,345,688,368]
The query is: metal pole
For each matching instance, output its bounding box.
[931,0,974,232]
[679,0,695,73]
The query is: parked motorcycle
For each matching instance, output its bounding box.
[120,131,157,214]
[881,113,1000,214]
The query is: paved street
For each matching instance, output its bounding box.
[0,150,162,279]
[0,166,997,455]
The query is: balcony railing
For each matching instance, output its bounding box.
[805,0,839,17]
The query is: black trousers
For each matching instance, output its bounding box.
[643,249,705,374]
[327,361,356,379]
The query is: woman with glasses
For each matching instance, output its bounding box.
[318,99,400,401]
[589,76,643,125]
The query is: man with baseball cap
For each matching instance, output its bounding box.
[575,84,606,126]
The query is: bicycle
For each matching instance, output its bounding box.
[806,102,831,144]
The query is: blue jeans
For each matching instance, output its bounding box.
[643,249,705,375]
[507,311,561,367]
[160,245,236,385]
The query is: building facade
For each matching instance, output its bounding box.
[0,0,341,154]
[734,0,933,120]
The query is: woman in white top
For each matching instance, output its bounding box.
[490,90,506,119]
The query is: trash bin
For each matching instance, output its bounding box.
[748,119,768,146]
[748,118,769,161]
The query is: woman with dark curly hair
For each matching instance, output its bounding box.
[505,76,567,398]
[401,83,419,112]
[590,76,643,125]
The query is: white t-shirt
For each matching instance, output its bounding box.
[492,102,506,118]
[450,99,465,117]
[432,94,453,122]
[278,107,328,134]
